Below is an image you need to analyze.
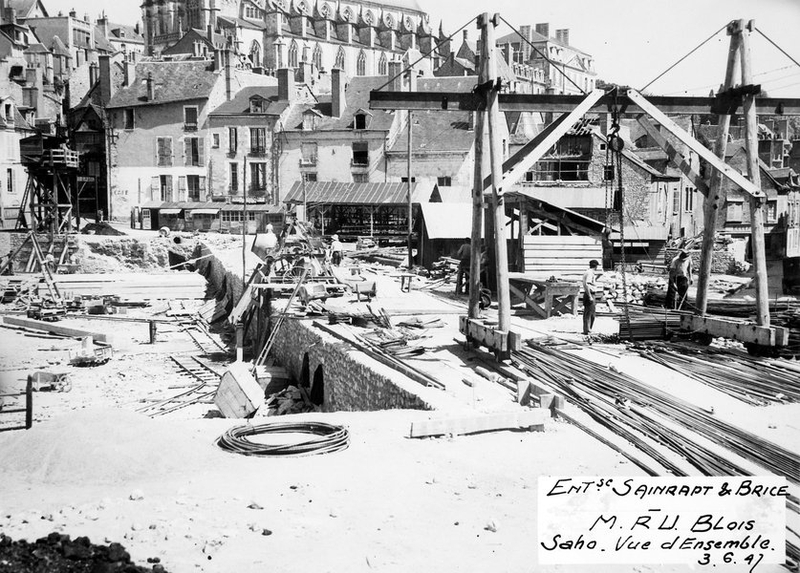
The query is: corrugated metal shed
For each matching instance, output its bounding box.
[284,182,427,205]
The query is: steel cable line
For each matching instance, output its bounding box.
[639,24,728,93]
[498,15,587,95]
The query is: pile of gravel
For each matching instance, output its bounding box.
[0,532,166,572]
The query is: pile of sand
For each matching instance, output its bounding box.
[0,409,213,485]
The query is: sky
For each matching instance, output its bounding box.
[47,0,800,97]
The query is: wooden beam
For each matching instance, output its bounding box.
[680,315,788,346]
[497,89,605,193]
[483,13,512,333]
[369,90,800,115]
[2,316,115,344]
[626,89,763,198]
[635,115,709,197]
[740,21,770,327]
[408,409,548,438]
[482,113,569,191]
[697,26,741,315]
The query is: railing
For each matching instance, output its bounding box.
[184,122,198,132]
[249,147,266,156]
[351,157,369,167]
[300,157,317,166]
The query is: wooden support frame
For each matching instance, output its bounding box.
[459,315,522,359]
[680,315,788,347]
[626,89,763,198]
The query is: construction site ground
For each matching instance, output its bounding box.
[0,230,798,572]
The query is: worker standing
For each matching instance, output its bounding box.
[330,234,343,266]
[582,259,601,335]
[667,249,693,309]
[455,238,471,295]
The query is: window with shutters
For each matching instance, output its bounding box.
[250,162,267,191]
[156,137,173,166]
[351,141,368,166]
[301,142,317,165]
[437,176,452,187]
[250,128,266,155]
[187,175,203,201]
[159,175,173,201]
[184,106,198,131]
[767,200,778,223]
[229,162,238,194]
[672,189,681,214]
[212,133,220,148]
[228,127,238,154]
[184,137,204,166]
[303,172,318,182]
[352,173,368,183]
[726,200,743,222]
[684,187,695,212]
[6,168,13,194]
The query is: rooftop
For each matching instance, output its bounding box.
[106,60,218,108]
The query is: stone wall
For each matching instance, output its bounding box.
[664,247,735,275]
[270,318,433,412]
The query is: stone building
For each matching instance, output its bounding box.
[496,23,596,95]
[141,0,436,84]
[104,53,274,220]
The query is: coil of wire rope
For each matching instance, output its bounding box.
[216,421,350,457]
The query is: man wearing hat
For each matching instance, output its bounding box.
[330,234,343,266]
[666,249,693,309]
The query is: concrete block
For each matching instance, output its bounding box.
[215,362,264,418]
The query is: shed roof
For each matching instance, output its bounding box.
[420,203,477,239]
[284,181,426,205]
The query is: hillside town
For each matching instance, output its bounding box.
[0,0,799,571]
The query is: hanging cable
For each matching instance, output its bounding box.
[497,15,587,95]
[373,16,477,92]
[755,27,800,70]
[639,24,727,92]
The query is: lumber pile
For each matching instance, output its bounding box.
[348,246,408,267]
[52,273,208,300]
[617,308,685,340]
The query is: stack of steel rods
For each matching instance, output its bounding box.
[631,341,800,405]
[513,344,800,485]
[512,343,800,564]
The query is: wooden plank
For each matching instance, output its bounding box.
[408,409,548,438]
[680,315,789,346]
[522,236,601,244]
[369,90,800,116]
[2,316,115,344]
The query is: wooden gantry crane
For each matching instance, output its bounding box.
[370,14,800,357]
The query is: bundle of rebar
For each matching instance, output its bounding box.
[632,341,800,405]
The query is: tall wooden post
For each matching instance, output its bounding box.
[740,20,770,327]
[696,22,741,314]
[481,13,511,331]
[468,27,487,318]
[242,156,247,288]
[407,111,414,267]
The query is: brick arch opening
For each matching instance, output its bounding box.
[309,364,324,406]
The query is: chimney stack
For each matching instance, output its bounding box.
[277,67,294,101]
[68,8,76,18]
[462,30,468,42]
[88,62,99,85]
[146,71,155,101]
[388,60,402,91]
[297,61,312,85]
[556,28,569,45]
[122,59,134,87]
[535,23,549,39]
[224,49,232,101]
[98,54,114,105]
[331,67,345,118]
[519,25,530,40]
[97,16,109,40]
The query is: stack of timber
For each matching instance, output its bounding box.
[521,235,602,277]
[52,273,208,300]
[349,247,408,267]
[632,341,800,405]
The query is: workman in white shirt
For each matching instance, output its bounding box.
[582,259,601,335]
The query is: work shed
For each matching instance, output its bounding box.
[132,202,284,233]
[284,181,430,243]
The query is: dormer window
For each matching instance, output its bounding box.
[250,97,264,113]
[353,109,371,130]
[302,110,320,131]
